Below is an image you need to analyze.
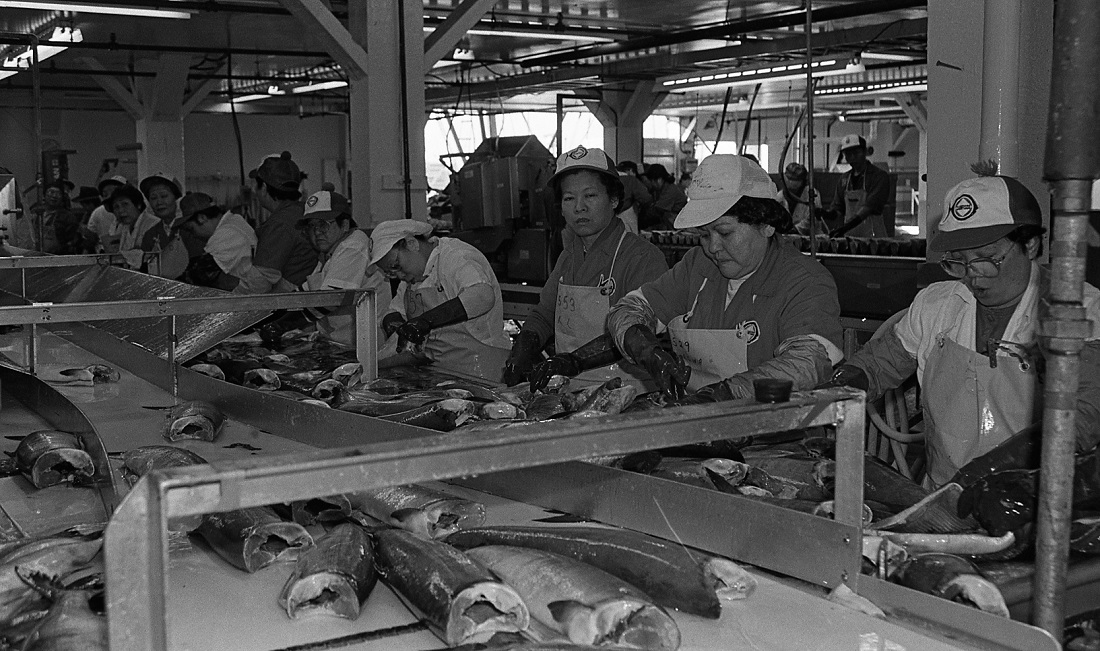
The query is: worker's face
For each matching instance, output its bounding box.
[377,238,428,284]
[44,187,65,208]
[945,235,1037,308]
[560,171,618,240]
[100,184,121,202]
[305,218,349,254]
[842,147,867,168]
[111,198,141,226]
[146,185,178,221]
[783,173,806,193]
[696,215,774,280]
[183,214,217,240]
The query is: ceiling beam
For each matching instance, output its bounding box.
[277,0,370,79]
[893,92,927,131]
[182,64,226,117]
[424,0,498,69]
[75,56,143,119]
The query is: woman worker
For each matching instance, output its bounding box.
[825,176,1100,487]
[503,145,668,390]
[605,154,844,400]
[138,172,190,279]
[369,219,510,380]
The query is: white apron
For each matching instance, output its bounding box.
[667,278,749,391]
[618,206,640,235]
[406,282,511,382]
[555,232,653,392]
[843,183,887,237]
[921,334,1039,488]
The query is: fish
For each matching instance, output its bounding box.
[892,552,1009,617]
[84,364,120,384]
[378,399,477,431]
[348,484,484,539]
[278,523,376,620]
[312,379,350,406]
[188,363,225,381]
[164,401,226,442]
[211,359,263,384]
[569,386,637,419]
[525,394,568,421]
[15,579,106,651]
[0,537,103,624]
[241,368,281,391]
[281,369,330,393]
[38,365,117,386]
[446,525,755,619]
[1071,514,1100,554]
[465,545,680,650]
[433,380,508,402]
[332,362,363,386]
[193,507,313,573]
[373,528,529,646]
[359,377,405,395]
[862,456,933,513]
[13,431,95,489]
[479,402,525,420]
[650,458,750,490]
[119,445,208,486]
[338,389,474,417]
[869,483,978,535]
[290,494,354,526]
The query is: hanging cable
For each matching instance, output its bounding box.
[225,17,245,194]
[713,87,733,155]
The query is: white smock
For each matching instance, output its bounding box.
[302,229,387,348]
[205,212,256,278]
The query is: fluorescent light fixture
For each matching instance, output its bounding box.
[422,25,613,43]
[2,26,82,77]
[816,78,927,97]
[291,80,348,94]
[860,52,920,62]
[0,1,192,18]
[657,58,864,93]
[230,94,273,103]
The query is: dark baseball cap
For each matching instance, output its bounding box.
[249,151,302,190]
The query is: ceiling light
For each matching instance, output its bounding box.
[860,52,920,62]
[2,26,82,76]
[657,58,864,93]
[422,25,614,44]
[0,1,192,18]
[291,80,348,94]
[815,78,927,97]
[230,94,273,103]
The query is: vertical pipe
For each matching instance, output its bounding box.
[556,94,565,159]
[168,314,178,402]
[395,0,413,221]
[355,290,378,382]
[805,0,817,259]
[1035,0,1100,638]
[30,35,42,252]
[978,0,1022,176]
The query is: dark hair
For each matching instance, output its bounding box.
[616,160,638,174]
[643,164,672,182]
[106,185,146,212]
[726,196,793,232]
[1007,224,1046,257]
[257,179,302,202]
[336,213,356,229]
[551,169,624,206]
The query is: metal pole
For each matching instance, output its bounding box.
[556,94,565,159]
[1034,0,1100,637]
[30,34,43,252]
[168,314,178,401]
[805,0,817,259]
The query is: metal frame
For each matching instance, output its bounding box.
[106,389,865,650]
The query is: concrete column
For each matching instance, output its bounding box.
[580,81,665,163]
[135,118,185,187]
[348,0,428,226]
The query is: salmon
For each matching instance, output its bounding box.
[164,401,226,442]
[290,494,353,526]
[377,399,476,431]
[893,553,1009,617]
[373,529,529,645]
[194,507,313,573]
[0,537,102,624]
[447,526,754,619]
[18,585,106,651]
[119,446,209,531]
[278,523,376,620]
[311,379,350,406]
[465,545,680,650]
[188,363,225,381]
[242,368,281,391]
[348,484,484,539]
[14,431,95,489]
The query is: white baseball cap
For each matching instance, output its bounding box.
[368,219,434,266]
[674,155,778,229]
[930,176,1043,252]
[297,190,350,228]
[548,145,618,186]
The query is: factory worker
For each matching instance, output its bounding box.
[781,162,826,236]
[86,175,126,253]
[825,176,1100,487]
[615,160,651,234]
[237,152,317,294]
[606,154,844,400]
[138,173,190,279]
[827,135,890,237]
[505,146,668,390]
[371,219,510,380]
[640,164,687,230]
[36,179,82,254]
[178,192,256,292]
[108,185,161,270]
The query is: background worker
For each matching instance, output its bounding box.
[370,219,510,380]
[781,162,826,236]
[504,146,668,390]
[86,175,126,253]
[824,176,1100,487]
[827,134,890,237]
[640,163,688,230]
[606,155,844,401]
[178,192,256,292]
[615,160,651,234]
[109,185,161,269]
[35,179,82,254]
[138,172,190,278]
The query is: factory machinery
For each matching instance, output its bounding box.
[0,252,1080,651]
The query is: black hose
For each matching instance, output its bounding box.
[396,0,413,220]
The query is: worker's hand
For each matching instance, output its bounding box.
[623,325,689,400]
[529,353,581,393]
[816,364,869,391]
[501,332,543,387]
[183,253,223,287]
[693,380,735,403]
[381,312,406,339]
[395,318,431,353]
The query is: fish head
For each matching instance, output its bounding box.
[280,571,361,620]
[585,600,680,651]
[332,363,363,387]
[939,574,1010,617]
[30,447,96,489]
[312,380,348,405]
[242,368,281,391]
[166,416,215,442]
[447,581,529,646]
[704,557,758,601]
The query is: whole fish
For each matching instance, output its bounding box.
[119,446,209,531]
[14,431,95,489]
[0,537,102,624]
[892,552,1009,617]
[278,523,376,620]
[242,368,281,391]
[18,584,106,651]
[373,528,529,646]
[465,545,680,650]
[570,386,637,419]
[338,390,472,417]
[447,525,755,619]
[348,484,484,539]
[194,507,312,573]
[164,401,226,442]
[290,494,353,526]
[378,399,476,431]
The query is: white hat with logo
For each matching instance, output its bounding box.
[931,176,1043,252]
[548,145,618,186]
[674,154,778,229]
[368,219,434,266]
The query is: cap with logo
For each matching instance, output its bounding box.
[548,145,618,186]
[97,175,127,194]
[674,154,778,229]
[180,192,222,221]
[368,219,434,266]
[836,134,869,164]
[139,172,182,200]
[248,151,302,190]
[296,190,350,229]
[931,176,1042,252]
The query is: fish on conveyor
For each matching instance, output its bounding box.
[312,379,350,406]
[373,528,529,646]
[210,358,263,384]
[194,507,313,573]
[892,552,1009,617]
[242,368,281,391]
[164,401,226,442]
[746,456,833,500]
[119,445,209,530]
[465,545,681,650]
[290,494,353,526]
[525,394,568,421]
[1071,514,1100,554]
[434,380,509,402]
[569,385,637,419]
[281,369,330,394]
[188,363,226,381]
[378,399,477,431]
[338,389,474,417]
[13,431,95,489]
[332,362,363,386]
[15,579,106,651]
[446,525,755,619]
[348,484,484,539]
[359,377,405,395]
[479,402,525,420]
[278,523,376,620]
[649,457,749,490]
[38,364,119,386]
[861,455,933,513]
[869,483,978,535]
[0,536,103,624]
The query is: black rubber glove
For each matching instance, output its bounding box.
[184,253,224,287]
[395,297,469,352]
[395,318,432,353]
[381,312,406,338]
[529,353,581,392]
[501,331,543,387]
[623,325,690,400]
[529,334,623,392]
[692,380,735,403]
[259,321,289,350]
[817,364,870,391]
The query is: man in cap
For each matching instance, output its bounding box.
[827,134,890,237]
[370,219,510,380]
[178,192,256,291]
[34,179,82,254]
[825,176,1100,487]
[504,146,667,389]
[640,163,687,230]
[86,175,126,252]
[614,160,651,234]
[239,151,317,294]
[781,162,825,236]
[606,154,843,401]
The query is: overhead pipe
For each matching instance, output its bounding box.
[1034,0,1100,639]
[519,0,926,68]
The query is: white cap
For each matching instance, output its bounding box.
[298,190,350,227]
[930,176,1042,252]
[838,134,867,152]
[368,219,434,266]
[548,145,618,186]
[674,155,778,229]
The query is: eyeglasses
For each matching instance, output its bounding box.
[939,242,1015,278]
[379,252,403,277]
[304,220,335,234]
